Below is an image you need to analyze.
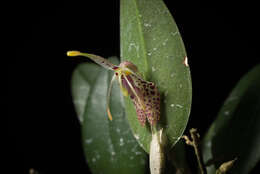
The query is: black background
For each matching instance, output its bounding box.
[8,0,259,173]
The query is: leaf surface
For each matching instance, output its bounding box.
[202,65,260,174]
[71,58,148,174]
[120,0,192,152]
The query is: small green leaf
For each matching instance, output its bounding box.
[202,65,260,174]
[120,0,192,152]
[71,58,148,174]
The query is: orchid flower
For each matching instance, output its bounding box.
[67,51,160,126]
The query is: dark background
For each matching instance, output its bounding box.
[8,0,259,173]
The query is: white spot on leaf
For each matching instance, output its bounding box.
[162,38,169,46]
[116,128,121,133]
[144,23,151,27]
[164,90,168,96]
[171,31,179,37]
[128,43,139,52]
[224,111,230,116]
[152,67,156,72]
[135,151,142,155]
[134,134,140,140]
[119,138,124,146]
[176,104,183,108]
[85,139,93,144]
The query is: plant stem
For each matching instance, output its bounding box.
[150,125,165,174]
[183,128,207,174]
[190,128,207,174]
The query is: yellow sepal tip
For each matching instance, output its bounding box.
[67,51,82,57]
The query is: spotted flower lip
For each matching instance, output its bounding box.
[67,51,160,126]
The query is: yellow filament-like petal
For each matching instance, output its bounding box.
[118,72,129,97]
[122,74,145,110]
[67,51,81,57]
[106,74,117,121]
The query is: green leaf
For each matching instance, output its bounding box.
[72,63,101,124]
[71,58,148,174]
[120,0,192,152]
[202,65,260,174]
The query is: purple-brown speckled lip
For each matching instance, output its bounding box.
[120,72,160,126]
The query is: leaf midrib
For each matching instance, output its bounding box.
[132,0,149,78]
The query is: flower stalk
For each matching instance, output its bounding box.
[150,126,166,174]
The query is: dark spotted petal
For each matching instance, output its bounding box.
[134,100,147,126]
[144,82,160,125]
[121,73,160,126]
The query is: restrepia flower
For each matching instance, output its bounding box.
[67,51,160,126]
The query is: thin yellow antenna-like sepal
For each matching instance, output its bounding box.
[67,51,82,57]
[118,72,129,97]
[67,50,118,71]
[106,74,117,121]
[122,74,146,110]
